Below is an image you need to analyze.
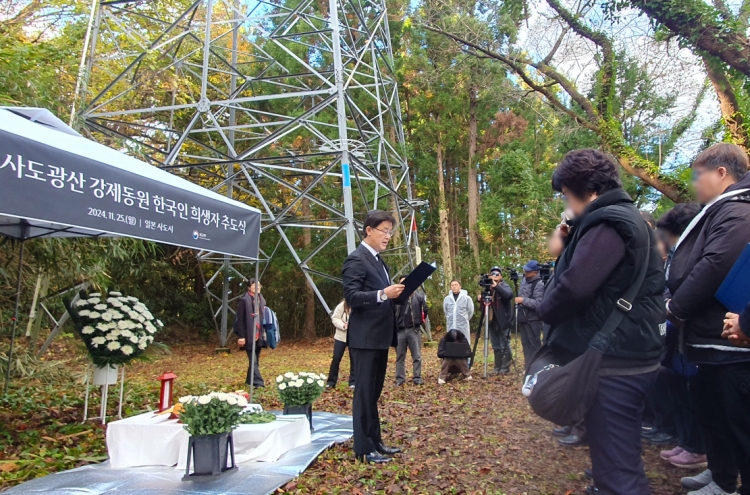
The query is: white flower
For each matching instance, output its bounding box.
[81,326,94,335]
[129,335,139,344]
[216,393,228,402]
[138,342,147,350]
[117,320,131,330]
[109,291,122,296]
[87,297,101,304]
[320,374,327,380]
[296,379,304,387]
[156,319,164,327]
[226,395,238,405]
[100,312,112,322]
[147,336,154,342]
[105,332,119,341]
[92,336,106,345]
[179,395,193,404]
[107,341,121,351]
[143,312,154,321]
[74,299,89,307]
[117,297,129,302]
[88,311,101,319]
[120,305,131,313]
[306,378,313,384]
[120,329,133,337]
[110,311,124,320]
[94,304,107,311]
[317,380,324,387]
[284,372,294,378]
[89,292,101,297]
[121,345,134,355]
[110,300,123,308]
[78,309,91,317]
[96,322,108,331]
[237,396,248,407]
[299,372,308,377]
[127,296,138,302]
[128,311,140,320]
[276,376,284,383]
[132,304,145,313]
[197,395,211,405]
[145,323,157,334]
[278,383,287,390]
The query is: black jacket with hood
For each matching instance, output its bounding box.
[667,172,750,364]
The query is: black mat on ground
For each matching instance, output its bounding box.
[6,412,352,495]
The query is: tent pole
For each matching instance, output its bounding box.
[3,241,25,396]
[248,260,260,405]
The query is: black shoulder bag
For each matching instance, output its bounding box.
[521,246,650,427]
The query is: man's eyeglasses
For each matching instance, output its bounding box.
[490,272,501,277]
[372,227,394,237]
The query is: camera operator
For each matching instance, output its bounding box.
[477,267,514,374]
[514,260,545,365]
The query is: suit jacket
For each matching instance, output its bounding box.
[342,243,397,350]
[233,292,266,343]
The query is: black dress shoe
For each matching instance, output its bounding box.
[585,485,600,494]
[558,434,586,447]
[357,452,392,464]
[552,425,572,437]
[647,431,677,445]
[377,443,402,455]
[584,468,593,480]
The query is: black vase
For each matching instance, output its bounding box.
[283,404,313,431]
[182,431,237,481]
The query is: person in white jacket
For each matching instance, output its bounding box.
[443,280,474,342]
[327,299,354,389]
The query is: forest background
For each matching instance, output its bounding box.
[2,0,749,343]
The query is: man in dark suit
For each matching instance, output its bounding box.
[342,210,405,463]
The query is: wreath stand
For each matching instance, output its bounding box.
[83,364,126,425]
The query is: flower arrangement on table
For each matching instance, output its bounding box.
[65,290,164,367]
[178,392,251,435]
[276,372,326,407]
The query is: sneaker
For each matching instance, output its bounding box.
[647,431,678,445]
[686,481,736,495]
[437,378,446,385]
[670,451,708,469]
[682,470,713,490]
[466,375,473,380]
[349,385,355,389]
[660,446,685,460]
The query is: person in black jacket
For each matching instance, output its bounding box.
[395,279,428,386]
[482,267,513,374]
[538,149,665,495]
[234,278,266,388]
[342,210,405,464]
[666,143,750,495]
[437,329,472,383]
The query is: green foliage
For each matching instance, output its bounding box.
[238,410,276,424]
[275,371,326,407]
[178,393,247,436]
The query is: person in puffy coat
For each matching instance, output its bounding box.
[326,299,354,388]
[443,280,474,342]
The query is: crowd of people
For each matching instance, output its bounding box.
[235,143,750,493]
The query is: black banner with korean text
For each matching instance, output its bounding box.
[0,130,260,259]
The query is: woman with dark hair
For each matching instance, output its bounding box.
[436,329,472,384]
[538,149,665,495]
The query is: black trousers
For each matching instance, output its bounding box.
[693,362,750,495]
[350,348,388,456]
[659,367,705,453]
[327,339,354,387]
[518,320,543,366]
[585,371,657,495]
[244,345,264,387]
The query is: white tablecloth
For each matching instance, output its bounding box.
[106,410,311,469]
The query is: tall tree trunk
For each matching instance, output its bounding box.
[302,192,316,340]
[435,116,453,285]
[467,85,480,269]
[703,56,750,153]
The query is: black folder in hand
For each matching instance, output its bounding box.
[393,262,437,303]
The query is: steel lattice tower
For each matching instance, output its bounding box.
[76,0,421,344]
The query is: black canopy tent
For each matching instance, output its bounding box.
[0,107,262,395]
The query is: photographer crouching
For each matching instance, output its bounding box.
[477,267,514,374]
[537,149,664,495]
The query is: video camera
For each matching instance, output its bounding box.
[509,269,520,283]
[539,262,554,284]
